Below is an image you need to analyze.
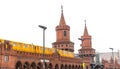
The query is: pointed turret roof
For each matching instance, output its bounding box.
[56,5,70,31]
[83,20,89,36]
[59,5,66,26]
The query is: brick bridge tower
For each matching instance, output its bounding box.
[78,20,95,68]
[52,6,74,52]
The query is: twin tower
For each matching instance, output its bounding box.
[52,6,95,61]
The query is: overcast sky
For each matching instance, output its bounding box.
[0,0,120,53]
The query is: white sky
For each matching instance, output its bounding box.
[0,0,120,53]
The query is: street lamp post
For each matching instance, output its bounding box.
[109,48,114,69]
[38,25,47,69]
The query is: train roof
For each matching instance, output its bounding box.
[0,38,75,58]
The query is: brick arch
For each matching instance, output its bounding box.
[30,62,36,69]
[80,65,82,69]
[48,63,53,69]
[60,64,64,69]
[72,65,74,69]
[65,64,68,69]
[75,65,77,69]
[24,61,30,69]
[45,62,48,69]
[94,65,101,69]
[68,65,71,69]
[37,62,43,69]
[15,61,22,69]
[78,65,80,69]
[55,64,59,69]
[86,65,88,69]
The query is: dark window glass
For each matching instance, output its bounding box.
[64,31,67,36]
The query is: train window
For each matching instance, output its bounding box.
[13,42,16,46]
[19,43,22,46]
[24,44,27,48]
[0,40,4,44]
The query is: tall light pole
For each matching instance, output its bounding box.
[38,25,47,69]
[109,48,114,69]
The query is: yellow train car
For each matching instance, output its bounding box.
[11,41,20,51]
[57,49,74,58]
[11,41,29,52]
[0,39,5,44]
[44,47,55,55]
[57,49,64,56]
[35,46,42,53]
[49,48,55,55]
[3,39,74,58]
[24,44,30,52]
[67,51,75,58]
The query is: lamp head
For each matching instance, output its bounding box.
[38,25,47,30]
[78,38,84,41]
[109,48,113,50]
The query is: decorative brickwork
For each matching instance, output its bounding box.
[52,6,74,52]
[0,7,120,69]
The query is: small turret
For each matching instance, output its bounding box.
[78,20,95,64]
[52,6,74,52]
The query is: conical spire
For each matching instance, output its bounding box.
[83,20,89,36]
[59,5,66,26]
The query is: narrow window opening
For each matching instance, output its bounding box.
[64,31,67,36]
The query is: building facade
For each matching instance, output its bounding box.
[94,52,120,69]
[0,6,120,69]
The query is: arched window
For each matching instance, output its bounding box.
[64,31,67,36]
